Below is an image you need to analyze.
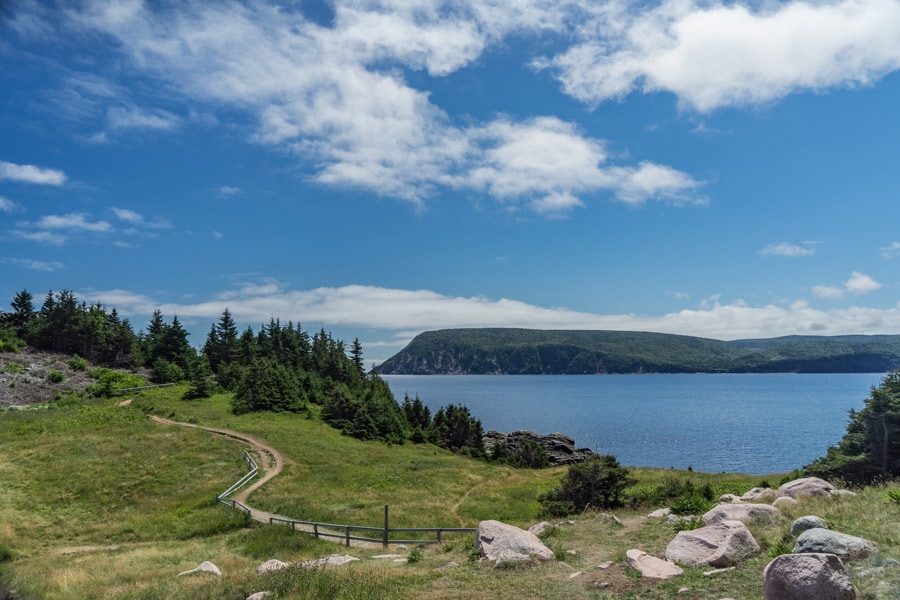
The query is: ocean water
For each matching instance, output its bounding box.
[383,373,885,474]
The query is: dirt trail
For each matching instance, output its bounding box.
[150,416,381,548]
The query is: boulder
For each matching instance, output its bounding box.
[791,516,828,536]
[829,489,857,498]
[778,477,835,498]
[741,487,777,503]
[794,529,876,561]
[476,520,554,563]
[256,559,290,575]
[773,496,799,509]
[647,508,671,518]
[763,553,856,600]
[482,430,595,465]
[298,555,359,568]
[666,520,760,567]
[177,561,221,577]
[246,594,272,600]
[702,503,780,525]
[719,494,743,504]
[625,549,683,580]
[528,521,551,535]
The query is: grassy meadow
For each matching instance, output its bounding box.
[0,385,897,599]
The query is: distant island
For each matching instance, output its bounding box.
[376,328,900,374]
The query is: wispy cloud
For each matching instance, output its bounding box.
[11,231,67,246]
[219,186,241,196]
[106,106,180,131]
[111,207,172,229]
[0,196,23,213]
[0,160,67,185]
[1,257,66,272]
[881,241,900,259]
[37,213,112,232]
[759,242,817,257]
[539,0,900,112]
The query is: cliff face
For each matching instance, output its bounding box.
[376,329,900,375]
[483,430,596,465]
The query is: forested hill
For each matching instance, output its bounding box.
[375,329,900,374]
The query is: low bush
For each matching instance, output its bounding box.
[46,370,64,383]
[540,454,634,516]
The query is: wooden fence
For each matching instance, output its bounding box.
[216,450,475,548]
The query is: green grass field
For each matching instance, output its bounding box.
[1,386,897,599]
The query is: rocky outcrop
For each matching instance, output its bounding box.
[666,520,760,567]
[483,430,595,465]
[741,487,777,503]
[625,549,683,579]
[793,529,876,561]
[256,559,290,575]
[702,503,780,525]
[298,555,360,568]
[763,553,856,600]
[476,520,554,563]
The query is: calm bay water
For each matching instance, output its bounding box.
[383,373,885,475]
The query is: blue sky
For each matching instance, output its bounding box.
[2,0,900,364]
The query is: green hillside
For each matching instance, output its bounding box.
[376,329,900,374]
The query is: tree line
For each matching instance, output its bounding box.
[0,289,488,456]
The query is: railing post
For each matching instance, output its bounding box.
[314,523,318,539]
[437,529,442,543]
[383,504,389,548]
[345,526,350,547]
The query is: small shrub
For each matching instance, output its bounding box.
[671,516,704,532]
[47,370,64,383]
[669,493,713,516]
[768,540,794,558]
[0,544,13,562]
[886,488,900,505]
[68,354,88,371]
[540,455,634,516]
[406,545,425,564]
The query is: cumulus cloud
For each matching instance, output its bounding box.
[23,0,699,214]
[0,160,67,185]
[540,0,900,112]
[759,242,817,257]
[813,271,882,299]
[845,271,882,295]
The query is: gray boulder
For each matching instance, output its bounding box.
[791,516,828,536]
[794,529,876,561]
[298,555,359,568]
[763,553,856,599]
[702,503,780,525]
[256,559,290,575]
[528,521,551,535]
[625,549,683,579]
[778,477,835,498]
[666,520,760,567]
[773,496,799,509]
[246,594,272,600]
[741,487,777,503]
[477,520,554,563]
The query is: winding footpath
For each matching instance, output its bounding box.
[150,416,380,548]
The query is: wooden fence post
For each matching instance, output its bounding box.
[383,504,389,548]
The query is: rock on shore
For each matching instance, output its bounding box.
[482,430,595,465]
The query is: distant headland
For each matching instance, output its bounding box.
[376,328,900,375]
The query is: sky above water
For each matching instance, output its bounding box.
[2,0,900,363]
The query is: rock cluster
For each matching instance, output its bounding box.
[482,430,596,465]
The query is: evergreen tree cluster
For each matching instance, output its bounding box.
[806,371,900,484]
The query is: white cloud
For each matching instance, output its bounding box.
[0,160,67,185]
[86,282,900,351]
[106,106,180,131]
[881,241,900,259]
[219,186,241,196]
[759,242,816,257]
[212,231,224,239]
[813,285,845,300]
[41,0,700,214]
[845,271,881,295]
[0,196,23,213]
[111,207,172,229]
[1,257,66,272]
[540,0,900,112]
[813,271,882,299]
[12,231,67,246]
[37,213,113,232]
